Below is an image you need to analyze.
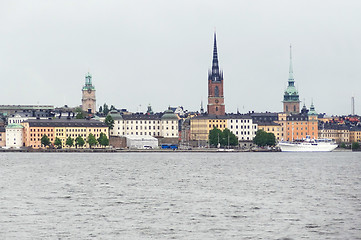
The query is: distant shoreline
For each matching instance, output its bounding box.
[0,148,281,153]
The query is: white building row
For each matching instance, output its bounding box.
[108,108,179,138]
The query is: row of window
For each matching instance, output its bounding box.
[230,125,252,129]
[287,127,315,130]
[30,138,54,142]
[229,119,251,123]
[30,128,53,132]
[287,122,316,125]
[30,133,54,137]
[123,120,175,124]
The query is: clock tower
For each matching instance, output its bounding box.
[207,32,225,115]
[81,72,96,114]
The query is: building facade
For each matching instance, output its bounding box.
[108,108,179,139]
[190,114,257,144]
[284,107,318,141]
[81,73,96,114]
[349,126,361,143]
[22,119,108,149]
[0,127,6,147]
[207,33,225,115]
[6,124,24,148]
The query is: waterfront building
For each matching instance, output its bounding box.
[190,114,257,144]
[281,103,318,141]
[283,46,300,114]
[226,114,257,141]
[5,124,24,148]
[0,127,5,147]
[349,126,361,143]
[318,123,350,143]
[207,33,225,115]
[81,73,96,114]
[257,122,283,141]
[108,108,179,139]
[22,119,108,149]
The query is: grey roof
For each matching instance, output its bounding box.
[0,127,5,132]
[257,121,281,126]
[192,114,252,120]
[8,110,54,118]
[123,114,162,121]
[250,112,279,117]
[320,124,350,131]
[286,114,309,121]
[161,109,178,120]
[108,110,123,120]
[348,126,361,132]
[25,119,107,128]
[0,105,54,110]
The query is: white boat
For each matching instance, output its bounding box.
[279,137,338,152]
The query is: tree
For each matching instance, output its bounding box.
[105,115,115,130]
[209,127,223,147]
[103,103,110,115]
[75,107,85,119]
[253,130,276,147]
[222,128,238,146]
[110,105,116,111]
[340,143,346,148]
[352,142,360,150]
[66,137,74,148]
[54,137,62,149]
[99,106,103,113]
[87,133,98,148]
[97,132,109,147]
[265,131,276,146]
[41,134,51,147]
[75,136,85,148]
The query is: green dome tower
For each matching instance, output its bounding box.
[283,45,300,114]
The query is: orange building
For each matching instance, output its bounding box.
[22,119,108,149]
[284,103,318,141]
[0,127,5,147]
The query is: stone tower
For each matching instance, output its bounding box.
[81,72,96,114]
[283,45,300,114]
[207,33,225,115]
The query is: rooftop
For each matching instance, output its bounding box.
[25,119,107,128]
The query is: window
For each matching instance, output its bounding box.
[215,86,219,97]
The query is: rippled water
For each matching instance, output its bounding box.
[0,152,360,239]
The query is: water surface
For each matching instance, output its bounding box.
[0,152,360,239]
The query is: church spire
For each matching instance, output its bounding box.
[209,32,222,82]
[288,45,295,85]
[212,32,218,68]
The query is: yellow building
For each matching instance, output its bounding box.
[190,115,227,141]
[257,122,283,141]
[349,127,361,143]
[318,124,350,143]
[22,119,108,149]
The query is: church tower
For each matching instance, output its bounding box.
[283,45,300,114]
[81,72,96,114]
[207,33,225,115]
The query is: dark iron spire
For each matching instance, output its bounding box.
[209,32,222,82]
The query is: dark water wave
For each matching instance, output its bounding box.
[0,152,360,239]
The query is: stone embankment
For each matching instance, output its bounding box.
[0,148,281,153]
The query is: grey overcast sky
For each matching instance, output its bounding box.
[1,0,361,115]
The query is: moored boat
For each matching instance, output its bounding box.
[279,137,337,152]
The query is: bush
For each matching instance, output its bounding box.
[352,142,360,150]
